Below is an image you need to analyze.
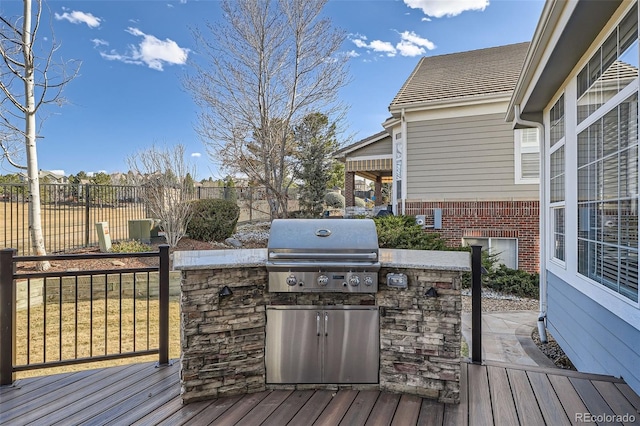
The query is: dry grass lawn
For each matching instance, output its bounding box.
[14,297,181,379]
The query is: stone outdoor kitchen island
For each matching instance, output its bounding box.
[174,248,469,404]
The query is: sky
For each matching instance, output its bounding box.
[0,0,545,180]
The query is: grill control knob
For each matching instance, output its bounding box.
[286,275,297,286]
[364,276,374,286]
[317,275,329,286]
[349,275,360,286]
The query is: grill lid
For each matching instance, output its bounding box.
[267,218,379,256]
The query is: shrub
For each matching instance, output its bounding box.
[373,215,448,250]
[110,240,152,253]
[460,247,539,298]
[354,197,366,208]
[324,191,345,208]
[187,199,240,242]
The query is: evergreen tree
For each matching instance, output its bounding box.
[294,113,339,218]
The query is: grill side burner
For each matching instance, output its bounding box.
[266,219,380,293]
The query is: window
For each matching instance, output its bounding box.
[515,128,540,184]
[463,237,518,269]
[577,4,638,124]
[577,93,639,302]
[549,96,566,262]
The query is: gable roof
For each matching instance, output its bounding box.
[333,130,390,159]
[389,42,530,111]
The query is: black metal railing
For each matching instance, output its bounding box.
[0,182,300,255]
[0,245,170,385]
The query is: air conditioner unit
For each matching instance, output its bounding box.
[415,215,426,228]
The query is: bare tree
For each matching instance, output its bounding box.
[184,0,349,219]
[0,0,80,267]
[127,144,196,248]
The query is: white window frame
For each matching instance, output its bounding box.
[548,95,567,267]
[515,128,541,184]
[463,237,519,270]
[545,2,640,319]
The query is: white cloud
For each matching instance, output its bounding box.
[91,39,109,48]
[345,50,360,58]
[54,10,101,28]
[403,0,489,18]
[100,27,190,71]
[191,152,202,158]
[350,31,435,58]
[399,31,435,50]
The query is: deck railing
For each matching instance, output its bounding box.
[0,245,170,385]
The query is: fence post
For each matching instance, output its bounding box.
[158,244,170,366]
[471,245,482,364]
[0,248,16,385]
[84,184,91,246]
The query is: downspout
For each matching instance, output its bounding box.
[401,108,407,215]
[513,104,548,343]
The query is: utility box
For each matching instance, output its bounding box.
[95,222,112,252]
[128,219,154,244]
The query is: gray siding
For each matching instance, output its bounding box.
[350,136,392,157]
[406,113,538,200]
[547,272,640,396]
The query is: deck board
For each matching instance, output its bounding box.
[339,390,380,425]
[570,377,619,420]
[261,390,315,426]
[526,371,571,426]
[467,363,493,425]
[506,368,545,426]
[209,391,271,426]
[417,398,445,426]
[181,396,243,426]
[390,394,422,426]
[486,365,519,426]
[314,389,358,426]
[364,391,401,426]
[591,380,640,425]
[1,360,638,426]
[237,390,293,426]
[288,390,334,425]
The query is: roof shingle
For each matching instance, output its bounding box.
[390,42,530,109]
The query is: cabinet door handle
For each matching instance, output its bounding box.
[324,312,328,336]
[316,312,321,336]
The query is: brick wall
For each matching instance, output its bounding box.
[405,200,540,273]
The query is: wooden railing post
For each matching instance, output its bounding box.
[158,245,170,366]
[471,245,483,364]
[0,248,16,385]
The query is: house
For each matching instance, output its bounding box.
[338,43,540,272]
[333,130,393,212]
[18,170,68,184]
[508,0,640,394]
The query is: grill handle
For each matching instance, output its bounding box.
[268,252,377,261]
[266,261,380,270]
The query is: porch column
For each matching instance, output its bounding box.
[374,177,382,206]
[345,171,355,208]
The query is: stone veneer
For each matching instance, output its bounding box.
[178,249,465,405]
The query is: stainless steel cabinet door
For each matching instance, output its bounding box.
[265,308,322,383]
[323,309,379,383]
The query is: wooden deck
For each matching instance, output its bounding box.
[1,360,639,425]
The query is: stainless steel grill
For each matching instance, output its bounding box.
[266,218,380,293]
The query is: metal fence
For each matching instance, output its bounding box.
[0,183,299,255]
[0,246,171,385]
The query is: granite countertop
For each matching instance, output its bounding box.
[173,248,268,270]
[379,248,470,271]
[173,248,470,272]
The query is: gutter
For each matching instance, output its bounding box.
[513,104,548,343]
